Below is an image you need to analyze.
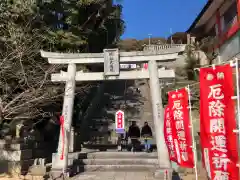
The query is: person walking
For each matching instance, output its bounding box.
[141,122,152,152]
[128,121,140,152]
[117,133,123,151]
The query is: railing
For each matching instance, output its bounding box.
[143,44,186,52]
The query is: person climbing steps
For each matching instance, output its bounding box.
[128,121,140,152]
[141,122,152,153]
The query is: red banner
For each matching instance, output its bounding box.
[168,88,194,168]
[164,105,177,162]
[200,64,239,180]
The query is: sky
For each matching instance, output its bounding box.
[120,0,208,40]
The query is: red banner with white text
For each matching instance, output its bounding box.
[200,64,239,180]
[164,105,177,162]
[168,88,194,168]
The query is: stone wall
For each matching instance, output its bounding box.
[0,138,53,176]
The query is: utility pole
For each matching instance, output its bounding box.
[148,34,152,45]
[170,28,173,45]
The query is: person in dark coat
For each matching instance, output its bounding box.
[141,122,152,152]
[128,121,140,152]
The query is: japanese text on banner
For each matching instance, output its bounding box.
[164,105,177,162]
[200,64,239,180]
[168,88,194,168]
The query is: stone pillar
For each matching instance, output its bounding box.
[148,60,172,178]
[52,63,76,174]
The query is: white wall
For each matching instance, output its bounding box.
[219,32,240,61]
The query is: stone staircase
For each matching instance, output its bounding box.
[65,151,159,177]
[135,79,156,144]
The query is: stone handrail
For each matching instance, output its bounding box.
[143,44,186,52]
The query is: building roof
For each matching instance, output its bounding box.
[187,0,214,32]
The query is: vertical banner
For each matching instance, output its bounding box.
[164,105,177,162]
[168,88,194,168]
[115,110,125,134]
[200,64,239,180]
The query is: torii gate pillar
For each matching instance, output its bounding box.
[148,60,172,176]
[58,63,76,172]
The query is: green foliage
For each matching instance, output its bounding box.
[37,0,125,52]
[118,37,166,51]
[184,44,200,81]
[161,36,216,107]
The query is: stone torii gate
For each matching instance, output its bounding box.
[40,45,185,176]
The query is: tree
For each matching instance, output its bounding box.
[0,0,124,133]
[161,35,217,107]
[38,0,125,52]
[167,32,188,44]
[118,39,142,51]
[118,37,166,51]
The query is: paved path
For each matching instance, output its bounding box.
[73,172,158,180]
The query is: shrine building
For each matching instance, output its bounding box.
[187,0,240,62]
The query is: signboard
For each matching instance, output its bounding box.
[120,64,137,69]
[104,48,120,76]
[115,110,125,133]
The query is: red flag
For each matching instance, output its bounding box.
[164,105,177,162]
[168,88,194,168]
[200,64,239,180]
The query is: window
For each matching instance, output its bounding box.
[221,2,237,33]
[207,26,217,37]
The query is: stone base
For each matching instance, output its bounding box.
[52,153,66,169]
[154,168,173,180]
[0,159,34,175]
[49,169,69,180]
[29,165,46,176]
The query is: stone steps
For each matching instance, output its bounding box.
[72,164,158,173]
[82,144,157,151]
[52,151,174,179]
[65,151,159,176]
[76,158,159,165]
[68,151,158,160]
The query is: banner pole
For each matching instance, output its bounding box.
[235,58,240,130]
[186,85,198,180]
[235,59,240,158]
